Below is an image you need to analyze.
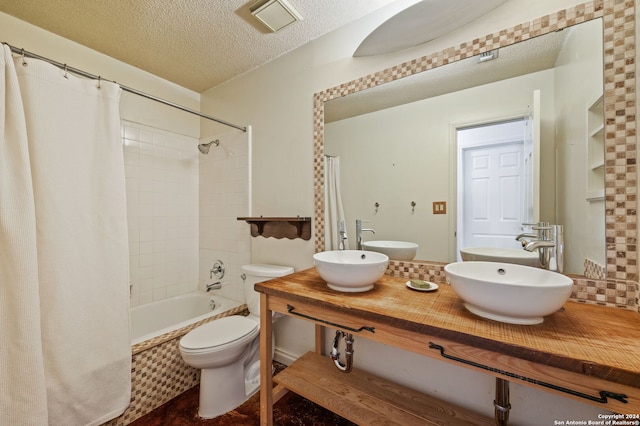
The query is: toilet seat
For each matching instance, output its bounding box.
[180,316,259,352]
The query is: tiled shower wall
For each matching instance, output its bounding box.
[198,130,251,303]
[122,121,200,307]
[122,122,250,307]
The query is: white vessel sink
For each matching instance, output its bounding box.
[444,261,573,325]
[313,250,389,292]
[361,240,418,261]
[460,247,538,267]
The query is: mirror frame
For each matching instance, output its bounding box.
[313,1,637,290]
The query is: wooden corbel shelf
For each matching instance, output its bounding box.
[237,216,312,240]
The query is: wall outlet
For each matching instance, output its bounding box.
[433,201,447,214]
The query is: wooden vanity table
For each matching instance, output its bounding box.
[256,268,640,425]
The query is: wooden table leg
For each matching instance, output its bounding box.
[260,294,273,426]
[315,324,324,354]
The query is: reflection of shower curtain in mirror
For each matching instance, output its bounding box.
[324,156,348,250]
[0,45,130,425]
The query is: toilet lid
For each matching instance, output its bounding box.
[180,316,259,350]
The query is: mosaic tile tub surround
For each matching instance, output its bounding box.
[313,0,639,312]
[102,304,248,426]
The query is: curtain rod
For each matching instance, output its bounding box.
[3,42,247,132]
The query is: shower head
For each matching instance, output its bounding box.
[198,139,219,154]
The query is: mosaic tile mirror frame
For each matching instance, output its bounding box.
[313,0,637,306]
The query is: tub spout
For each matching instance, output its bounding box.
[206,282,222,292]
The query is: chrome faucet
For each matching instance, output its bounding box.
[206,282,222,292]
[516,222,548,247]
[515,232,539,246]
[519,223,564,272]
[338,220,348,250]
[356,219,375,250]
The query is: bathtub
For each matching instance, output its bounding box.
[130,292,245,345]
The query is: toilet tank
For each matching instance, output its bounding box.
[241,264,294,316]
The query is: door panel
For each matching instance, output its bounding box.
[463,141,524,249]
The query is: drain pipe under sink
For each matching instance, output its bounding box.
[330,330,354,373]
[494,378,511,425]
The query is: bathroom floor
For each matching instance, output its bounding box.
[130,363,356,426]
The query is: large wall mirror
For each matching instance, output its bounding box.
[313,1,637,283]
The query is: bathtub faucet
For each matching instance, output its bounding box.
[206,282,222,292]
[210,260,225,279]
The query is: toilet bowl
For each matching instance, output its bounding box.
[178,263,294,419]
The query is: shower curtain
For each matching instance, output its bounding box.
[324,156,348,250]
[0,45,131,425]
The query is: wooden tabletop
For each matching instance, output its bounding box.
[256,268,640,389]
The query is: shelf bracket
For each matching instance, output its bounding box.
[237,216,311,240]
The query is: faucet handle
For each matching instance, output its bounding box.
[210,260,225,279]
[532,225,552,230]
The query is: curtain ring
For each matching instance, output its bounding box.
[97,75,101,89]
[63,63,68,79]
[20,48,27,66]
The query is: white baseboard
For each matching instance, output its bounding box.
[273,347,300,366]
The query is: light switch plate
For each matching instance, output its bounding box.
[433,201,447,214]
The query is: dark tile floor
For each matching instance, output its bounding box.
[130,364,356,426]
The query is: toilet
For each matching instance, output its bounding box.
[179,264,294,419]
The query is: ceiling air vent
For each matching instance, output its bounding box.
[477,49,499,63]
[250,0,303,33]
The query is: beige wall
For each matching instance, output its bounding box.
[200,0,612,423]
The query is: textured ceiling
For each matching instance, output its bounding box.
[0,0,396,92]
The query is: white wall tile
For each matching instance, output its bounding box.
[125,122,249,307]
[124,121,200,307]
[198,131,250,303]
